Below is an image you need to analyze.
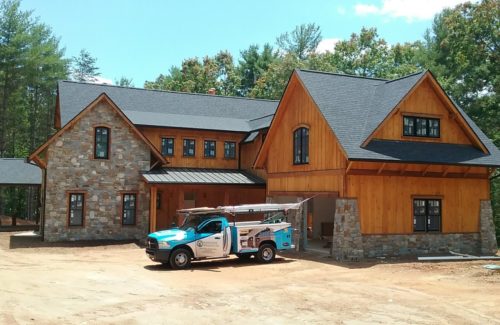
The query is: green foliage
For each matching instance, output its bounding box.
[71,49,100,82]
[115,76,134,87]
[238,44,278,96]
[276,23,322,60]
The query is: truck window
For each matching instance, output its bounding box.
[198,220,222,233]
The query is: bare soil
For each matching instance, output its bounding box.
[0,232,499,324]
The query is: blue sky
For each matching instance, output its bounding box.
[20,0,468,86]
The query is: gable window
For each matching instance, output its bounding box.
[122,193,137,225]
[413,198,441,232]
[204,140,216,158]
[403,116,440,138]
[183,139,195,157]
[68,193,84,226]
[94,127,110,159]
[224,141,236,159]
[293,127,309,165]
[161,138,174,156]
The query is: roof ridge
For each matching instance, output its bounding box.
[58,80,279,103]
[382,70,427,84]
[297,68,389,81]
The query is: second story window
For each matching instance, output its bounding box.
[293,127,309,165]
[224,141,236,159]
[183,139,195,157]
[161,137,174,156]
[204,140,216,158]
[94,127,110,159]
[403,116,440,138]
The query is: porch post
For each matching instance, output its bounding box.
[149,186,157,233]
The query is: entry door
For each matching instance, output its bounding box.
[195,220,225,258]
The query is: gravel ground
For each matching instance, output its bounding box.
[0,232,499,324]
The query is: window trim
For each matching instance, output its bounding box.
[94,126,110,160]
[121,193,138,226]
[67,192,86,227]
[183,138,196,157]
[223,141,237,159]
[204,139,217,158]
[160,137,175,157]
[403,115,440,138]
[412,197,442,233]
[293,126,309,165]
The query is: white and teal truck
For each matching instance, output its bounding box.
[145,203,302,269]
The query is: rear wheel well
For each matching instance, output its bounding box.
[259,240,276,248]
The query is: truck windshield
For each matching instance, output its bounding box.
[179,215,218,231]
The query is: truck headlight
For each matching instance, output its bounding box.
[158,241,170,249]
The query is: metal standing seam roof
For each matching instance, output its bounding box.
[142,168,266,185]
[58,81,278,132]
[295,69,500,167]
[0,159,42,185]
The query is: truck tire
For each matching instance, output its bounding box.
[169,248,192,269]
[256,244,276,263]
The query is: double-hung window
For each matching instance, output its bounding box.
[94,127,110,159]
[161,138,174,156]
[183,139,195,157]
[68,193,84,226]
[204,140,216,158]
[122,193,137,225]
[224,141,236,159]
[413,198,441,232]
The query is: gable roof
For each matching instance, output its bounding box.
[57,81,278,132]
[0,159,41,185]
[257,69,500,167]
[30,93,167,167]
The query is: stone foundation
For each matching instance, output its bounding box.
[480,200,498,255]
[362,233,481,257]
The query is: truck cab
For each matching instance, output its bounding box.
[145,203,301,269]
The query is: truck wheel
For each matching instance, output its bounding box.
[169,248,191,269]
[256,244,276,263]
[236,253,252,260]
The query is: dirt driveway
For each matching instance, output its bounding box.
[0,232,499,324]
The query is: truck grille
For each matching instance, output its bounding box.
[147,238,158,249]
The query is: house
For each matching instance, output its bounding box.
[29,81,276,241]
[254,69,499,257]
[28,69,499,258]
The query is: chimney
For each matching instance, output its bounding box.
[208,88,216,95]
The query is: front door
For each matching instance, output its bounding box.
[195,220,225,258]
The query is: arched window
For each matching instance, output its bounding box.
[293,127,309,164]
[94,127,110,159]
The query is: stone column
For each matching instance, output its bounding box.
[331,198,364,261]
[480,200,498,255]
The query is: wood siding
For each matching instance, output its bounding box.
[240,131,267,180]
[372,78,474,145]
[347,174,489,234]
[138,126,246,169]
[263,74,347,195]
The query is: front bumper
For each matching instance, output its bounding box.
[146,247,172,263]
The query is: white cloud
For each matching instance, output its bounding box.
[87,76,113,85]
[354,0,473,22]
[316,38,340,54]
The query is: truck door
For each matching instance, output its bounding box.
[195,220,225,258]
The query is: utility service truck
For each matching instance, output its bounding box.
[145,202,302,269]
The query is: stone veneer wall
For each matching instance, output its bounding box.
[480,200,498,255]
[331,199,364,260]
[44,101,151,241]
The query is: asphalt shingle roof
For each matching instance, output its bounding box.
[0,159,42,185]
[296,69,500,167]
[58,81,278,132]
[142,168,265,185]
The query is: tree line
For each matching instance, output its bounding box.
[0,0,498,238]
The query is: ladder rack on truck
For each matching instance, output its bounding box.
[145,201,306,269]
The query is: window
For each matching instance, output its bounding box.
[204,140,216,158]
[413,199,441,232]
[156,191,162,209]
[122,194,137,225]
[403,116,440,138]
[183,139,195,157]
[293,127,309,164]
[94,127,110,159]
[224,141,236,159]
[161,138,174,156]
[68,193,84,226]
[198,220,222,233]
